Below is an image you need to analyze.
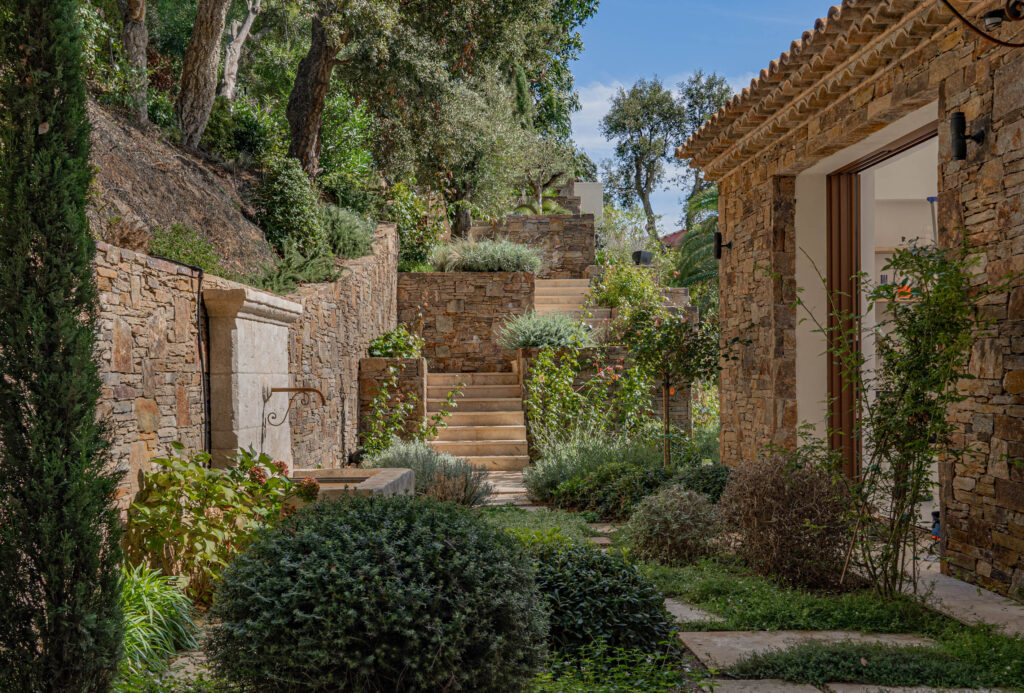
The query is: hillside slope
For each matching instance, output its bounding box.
[86,102,275,272]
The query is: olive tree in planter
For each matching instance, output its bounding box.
[615,303,720,468]
[0,2,124,688]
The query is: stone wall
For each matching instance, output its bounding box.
[285,226,399,468]
[686,8,1023,594]
[357,358,428,444]
[469,214,595,279]
[95,225,399,503]
[398,272,533,373]
[95,241,225,505]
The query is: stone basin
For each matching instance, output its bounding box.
[291,467,414,500]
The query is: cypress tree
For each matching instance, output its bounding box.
[0,2,124,690]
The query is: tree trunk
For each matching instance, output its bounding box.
[218,0,261,101]
[286,17,340,177]
[118,0,148,124]
[176,0,232,148]
[662,378,671,469]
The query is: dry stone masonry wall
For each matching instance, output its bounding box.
[469,214,596,278]
[357,358,428,443]
[397,272,534,373]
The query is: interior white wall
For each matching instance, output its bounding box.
[794,102,938,435]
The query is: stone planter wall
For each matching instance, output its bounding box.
[468,214,596,278]
[357,357,427,445]
[398,272,534,373]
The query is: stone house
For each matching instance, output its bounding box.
[679,0,1024,595]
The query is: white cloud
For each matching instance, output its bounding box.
[570,80,624,159]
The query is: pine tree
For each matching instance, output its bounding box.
[0,2,125,690]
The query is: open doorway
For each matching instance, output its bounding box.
[826,127,939,526]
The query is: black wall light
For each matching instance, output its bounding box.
[713,231,731,260]
[939,0,1024,48]
[950,111,985,161]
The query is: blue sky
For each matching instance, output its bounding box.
[570,0,831,231]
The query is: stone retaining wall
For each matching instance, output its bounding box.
[398,272,533,373]
[95,225,399,504]
[357,357,427,445]
[469,214,595,278]
[286,226,399,468]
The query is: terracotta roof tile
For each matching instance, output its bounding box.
[678,0,960,173]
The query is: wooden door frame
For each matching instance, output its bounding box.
[825,122,937,479]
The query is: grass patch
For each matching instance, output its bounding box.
[731,631,1024,689]
[479,505,596,543]
[641,559,951,634]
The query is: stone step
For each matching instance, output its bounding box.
[535,286,591,297]
[535,307,611,319]
[428,397,523,412]
[426,372,519,386]
[446,411,525,426]
[427,384,521,399]
[535,294,588,305]
[536,279,591,288]
[429,439,529,457]
[462,455,531,471]
[434,425,527,441]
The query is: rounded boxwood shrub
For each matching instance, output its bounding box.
[255,157,328,256]
[627,486,718,566]
[206,496,547,692]
[519,532,674,653]
[552,459,670,521]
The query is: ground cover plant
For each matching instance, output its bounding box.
[364,440,492,506]
[367,324,424,358]
[730,631,1024,689]
[206,495,548,692]
[498,311,592,350]
[148,224,232,277]
[430,239,542,273]
[480,505,597,543]
[531,643,705,693]
[518,530,675,653]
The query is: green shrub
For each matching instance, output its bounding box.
[255,157,328,256]
[206,496,548,692]
[231,100,283,165]
[364,440,492,506]
[718,449,852,589]
[498,311,592,350]
[533,644,700,693]
[147,90,176,130]
[588,264,661,309]
[525,437,661,505]
[200,96,238,160]
[148,224,228,276]
[252,240,341,295]
[673,425,721,465]
[675,462,731,503]
[518,532,674,653]
[367,324,424,358]
[398,259,434,272]
[553,460,670,521]
[318,87,376,213]
[125,446,303,604]
[384,181,444,265]
[430,239,542,273]
[118,564,196,679]
[321,204,374,259]
[626,486,718,566]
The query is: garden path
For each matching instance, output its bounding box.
[905,558,1024,637]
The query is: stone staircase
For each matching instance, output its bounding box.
[534,278,611,333]
[426,372,529,471]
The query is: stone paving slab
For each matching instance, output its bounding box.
[709,680,819,692]
[588,522,616,534]
[665,598,725,624]
[586,535,612,547]
[826,685,1013,692]
[679,631,934,670]
[908,562,1024,636]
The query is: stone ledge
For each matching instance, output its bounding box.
[203,287,303,326]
